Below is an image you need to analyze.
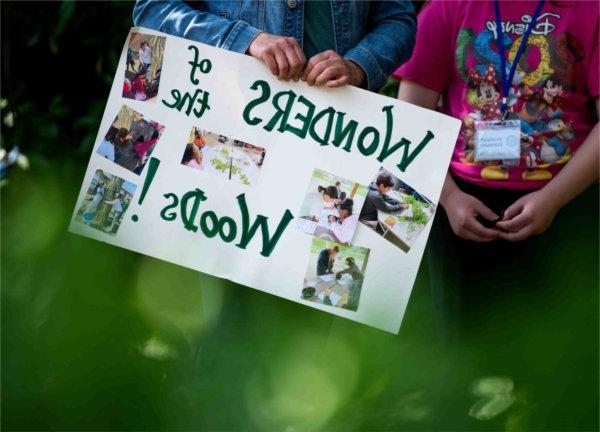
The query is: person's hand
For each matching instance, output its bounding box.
[341,292,349,306]
[443,189,500,242]
[302,50,365,87]
[247,32,306,81]
[495,189,559,241]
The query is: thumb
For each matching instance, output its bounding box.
[473,199,498,221]
[502,199,524,221]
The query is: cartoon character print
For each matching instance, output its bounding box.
[518,77,564,135]
[456,25,581,181]
[470,65,502,120]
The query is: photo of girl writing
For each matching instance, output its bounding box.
[296,168,367,244]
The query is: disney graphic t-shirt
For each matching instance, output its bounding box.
[394,0,599,190]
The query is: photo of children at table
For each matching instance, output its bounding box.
[360,167,436,252]
[296,169,367,242]
[180,127,266,187]
[122,33,165,101]
[97,105,165,175]
[301,237,370,312]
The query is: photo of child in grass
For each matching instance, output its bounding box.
[75,169,137,236]
[359,167,436,252]
[123,32,165,102]
[97,105,165,175]
[180,127,266,187]
[296,168,367,245]
[301,237,369,312]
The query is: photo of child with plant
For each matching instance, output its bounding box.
[359,167,436,252]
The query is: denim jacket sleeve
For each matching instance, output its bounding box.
[343,1,416,91]
[132,0,262,54]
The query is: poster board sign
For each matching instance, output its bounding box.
[69,27,461,333]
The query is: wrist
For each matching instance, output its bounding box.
[345,60,365,87]
[246,31,266,55]
[440,176,461,209]
[536,185,564,213]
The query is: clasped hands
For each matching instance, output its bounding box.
[247,32,365,88]
[444,188,560,243]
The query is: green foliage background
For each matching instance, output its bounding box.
[1,2,598,431]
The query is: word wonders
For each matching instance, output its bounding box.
[160,188,293,257]
[242,80,435,172]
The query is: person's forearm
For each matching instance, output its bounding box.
[344,1,416,90]
[439,173,460,209]
[132,0,261,53]
[373,196,398,213]
[540,122,599,209]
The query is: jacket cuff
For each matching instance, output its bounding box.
[222,20,263,54]
[344,47,385,91]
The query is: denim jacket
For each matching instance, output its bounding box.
[132,0,416,90]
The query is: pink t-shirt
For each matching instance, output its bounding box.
[394,0,599,190]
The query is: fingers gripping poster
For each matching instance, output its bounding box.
[70,28,461,334]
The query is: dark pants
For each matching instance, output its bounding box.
[425,177,599,341]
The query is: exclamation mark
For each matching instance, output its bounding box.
[131,157,161,222]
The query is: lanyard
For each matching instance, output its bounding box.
[494,0,545,116]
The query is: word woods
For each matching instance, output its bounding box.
[160,188,294,257]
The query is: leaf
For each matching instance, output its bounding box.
[16,154,30,170]
[52,1,75,39]
[3,112,15,128]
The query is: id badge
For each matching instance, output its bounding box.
[474,119,520,161]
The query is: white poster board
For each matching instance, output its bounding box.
[69,27,460,333]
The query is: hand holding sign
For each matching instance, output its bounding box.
[247,32,306,82]
[302,50,365,88]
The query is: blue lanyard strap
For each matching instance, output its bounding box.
[494,0,545,115]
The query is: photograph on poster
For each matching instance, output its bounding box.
[181,127,266,187]
[359,167,436,252]
[97,105,165,175]
[296,168,367,245]
[301,237,369,312]
[75,169,137,236]
[122,32,165,101]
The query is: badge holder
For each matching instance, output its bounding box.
[474,119,520,162]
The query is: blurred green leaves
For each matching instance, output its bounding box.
[1,1,132,163]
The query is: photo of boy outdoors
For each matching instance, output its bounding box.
[301,237,369,312]
[97,105,165,175]
[122,33,165,101]
[360,167,436,252]
[180,127,266,187]
[75,169,137,236]
[296,169,367,243]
